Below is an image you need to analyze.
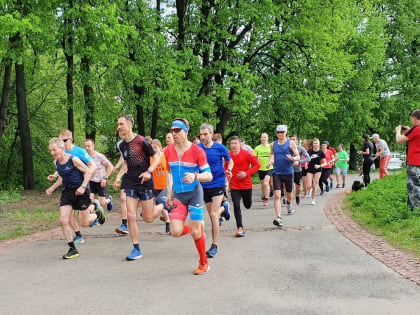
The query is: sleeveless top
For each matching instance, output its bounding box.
[273,139,293,175]
[57,155,84,189]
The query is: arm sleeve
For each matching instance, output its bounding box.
[300,147,311,165]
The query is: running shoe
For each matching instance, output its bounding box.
[336,184,340,188]
[194,262,210,275]
[93,199,106,225]
[306,189,312,198]
[273,217,283,227]
[342,184,345,188]
[73,235,84,244]
[263,198,268,206]
[330,181,334,189]
[287,203,294,215]
[126,248,142,260]
[326,185,330,192]
[282,197,287,204]
[206,244,218,258]
[219,217,223,226]
[310,199,316,205]
[222,201,231,220]
[235,228,246,237]
[296,196,300,205]
[115,223,129,234]
[107,196,113,211]
[159,214,165,222]
[90,219,100,227]
[320,190,324,196]
[63,247,79,259]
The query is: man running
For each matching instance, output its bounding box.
[84,139,114,211]
[198,123,233,258]
[164,118,213,275]
[46,138,105,259]
[114,114,161,261]
[267,125,299,227]
[254,133,273,206]
[229,136,260,237]
[289,134,310,205]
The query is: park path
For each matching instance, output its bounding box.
[0,173,419,315]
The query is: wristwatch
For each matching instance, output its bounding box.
[81,184,87,188]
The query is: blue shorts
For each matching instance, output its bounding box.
[171,184,204,222]
[125,189,154,201]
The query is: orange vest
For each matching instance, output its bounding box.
[151,155,167,190]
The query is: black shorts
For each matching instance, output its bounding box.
[154,189,163,198]
[294,171,302,185]
[307,168,322,174]
[89,181,107,197]
[302,168,308,177]
[258,169,273,181]
[273,174,294,193]
[60,188,91,210]
[203,186,226,203]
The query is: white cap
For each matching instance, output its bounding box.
[276,125,288,133]
[370,133,379,140]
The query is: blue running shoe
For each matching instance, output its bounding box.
[90,219,100,227]
[206,244,218,258]
[73,235,84,244]
[115,224,129,234]
[107,196,113,211]
[93,199,106,225]
[222,201,230,221]
[126,248,142,260]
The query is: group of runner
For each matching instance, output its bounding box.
[46,117,356,275]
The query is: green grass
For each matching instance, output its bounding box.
[0,190,23,205]
[343,170,420,257]
[0,208,59,240]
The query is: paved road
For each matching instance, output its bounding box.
[1,174,419,314]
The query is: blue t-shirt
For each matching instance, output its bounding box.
[65,145,92,164]
[198,142,231,189]
[273,139,294,175]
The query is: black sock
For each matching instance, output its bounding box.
[75,231,82,237]
[122,219,127,225]
[68,242,75,249]
[165,222,170,227]
[212,244,218,248]
[133,244,140,250]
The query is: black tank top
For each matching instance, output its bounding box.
[56,156,84,189]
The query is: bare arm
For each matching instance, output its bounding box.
[114,161,127,189]
[396,125,409,144]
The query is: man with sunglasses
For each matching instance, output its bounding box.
[267,125,300,227]
[164,118,213,275]
[47,130,100,245]
[114,114,161,261]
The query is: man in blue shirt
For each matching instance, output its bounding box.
[198,123,233,258]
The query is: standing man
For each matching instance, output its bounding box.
[289,134,310,205]
[198,123,233,258]
[359,134,374,187]
[254,133,274,206]
[46,138,105,259]
[84,139,114,211]
[371,133,392,178]
[114,114,162,261]
[396,109,420,211]
[229,136,260,237]
[164,118,213,275]
[267,125,300,227]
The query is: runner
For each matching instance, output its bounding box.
[240,138,254,152]
[371,133,392,179]
[229,136,260,237]
[164,118,213,275]
[45,138,105,259]
[165,132,174,146]
[254,133,273,206]
[359,134,374,187]
[213,133,223,143]
[84,139,114,210]
[267,125,300,227]
[113,114,161,261]
[301,140,311,198]
[113,145,128,234]
[306,138,327,205]
[319,141,334,195]
[324,141,337,189]
[198,123,233,258]
[289,134,310,205]
[335,144,349,188]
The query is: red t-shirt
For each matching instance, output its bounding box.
[229,149,260,190]
[406,126,420,166]
[322,149,334,169]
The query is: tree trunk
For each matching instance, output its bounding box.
[175,0,188,50]
[15,61,35,189]
[0,61,12,144]
[349,143,357,171]
[133,84,145,136]
[215,88,235,138]
[151,93,159,138]
[81,56,95,140]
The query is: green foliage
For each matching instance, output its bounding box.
[344,171,420,256]
[0,190,23,205]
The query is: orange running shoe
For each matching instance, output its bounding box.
[235,227,246,237]
[194,262,210,275]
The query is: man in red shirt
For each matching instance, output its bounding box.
[396,109,420,211]
[229,136,260,237]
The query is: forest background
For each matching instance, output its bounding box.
[0,0,418,190]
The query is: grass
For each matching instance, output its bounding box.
[0,190,24,205]
[0,208,59,240]
[343,170,420,258]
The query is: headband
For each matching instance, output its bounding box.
[171,120,189,133]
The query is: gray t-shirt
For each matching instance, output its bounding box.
[293,145,311,172]
[375,139,391,157]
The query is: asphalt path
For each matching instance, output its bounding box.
[1,173,419,314]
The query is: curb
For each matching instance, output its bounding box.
[324,192,420,285]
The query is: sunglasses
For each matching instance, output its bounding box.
[277,131,285,134]
[170,128,182,134]
[62,138,70,142]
